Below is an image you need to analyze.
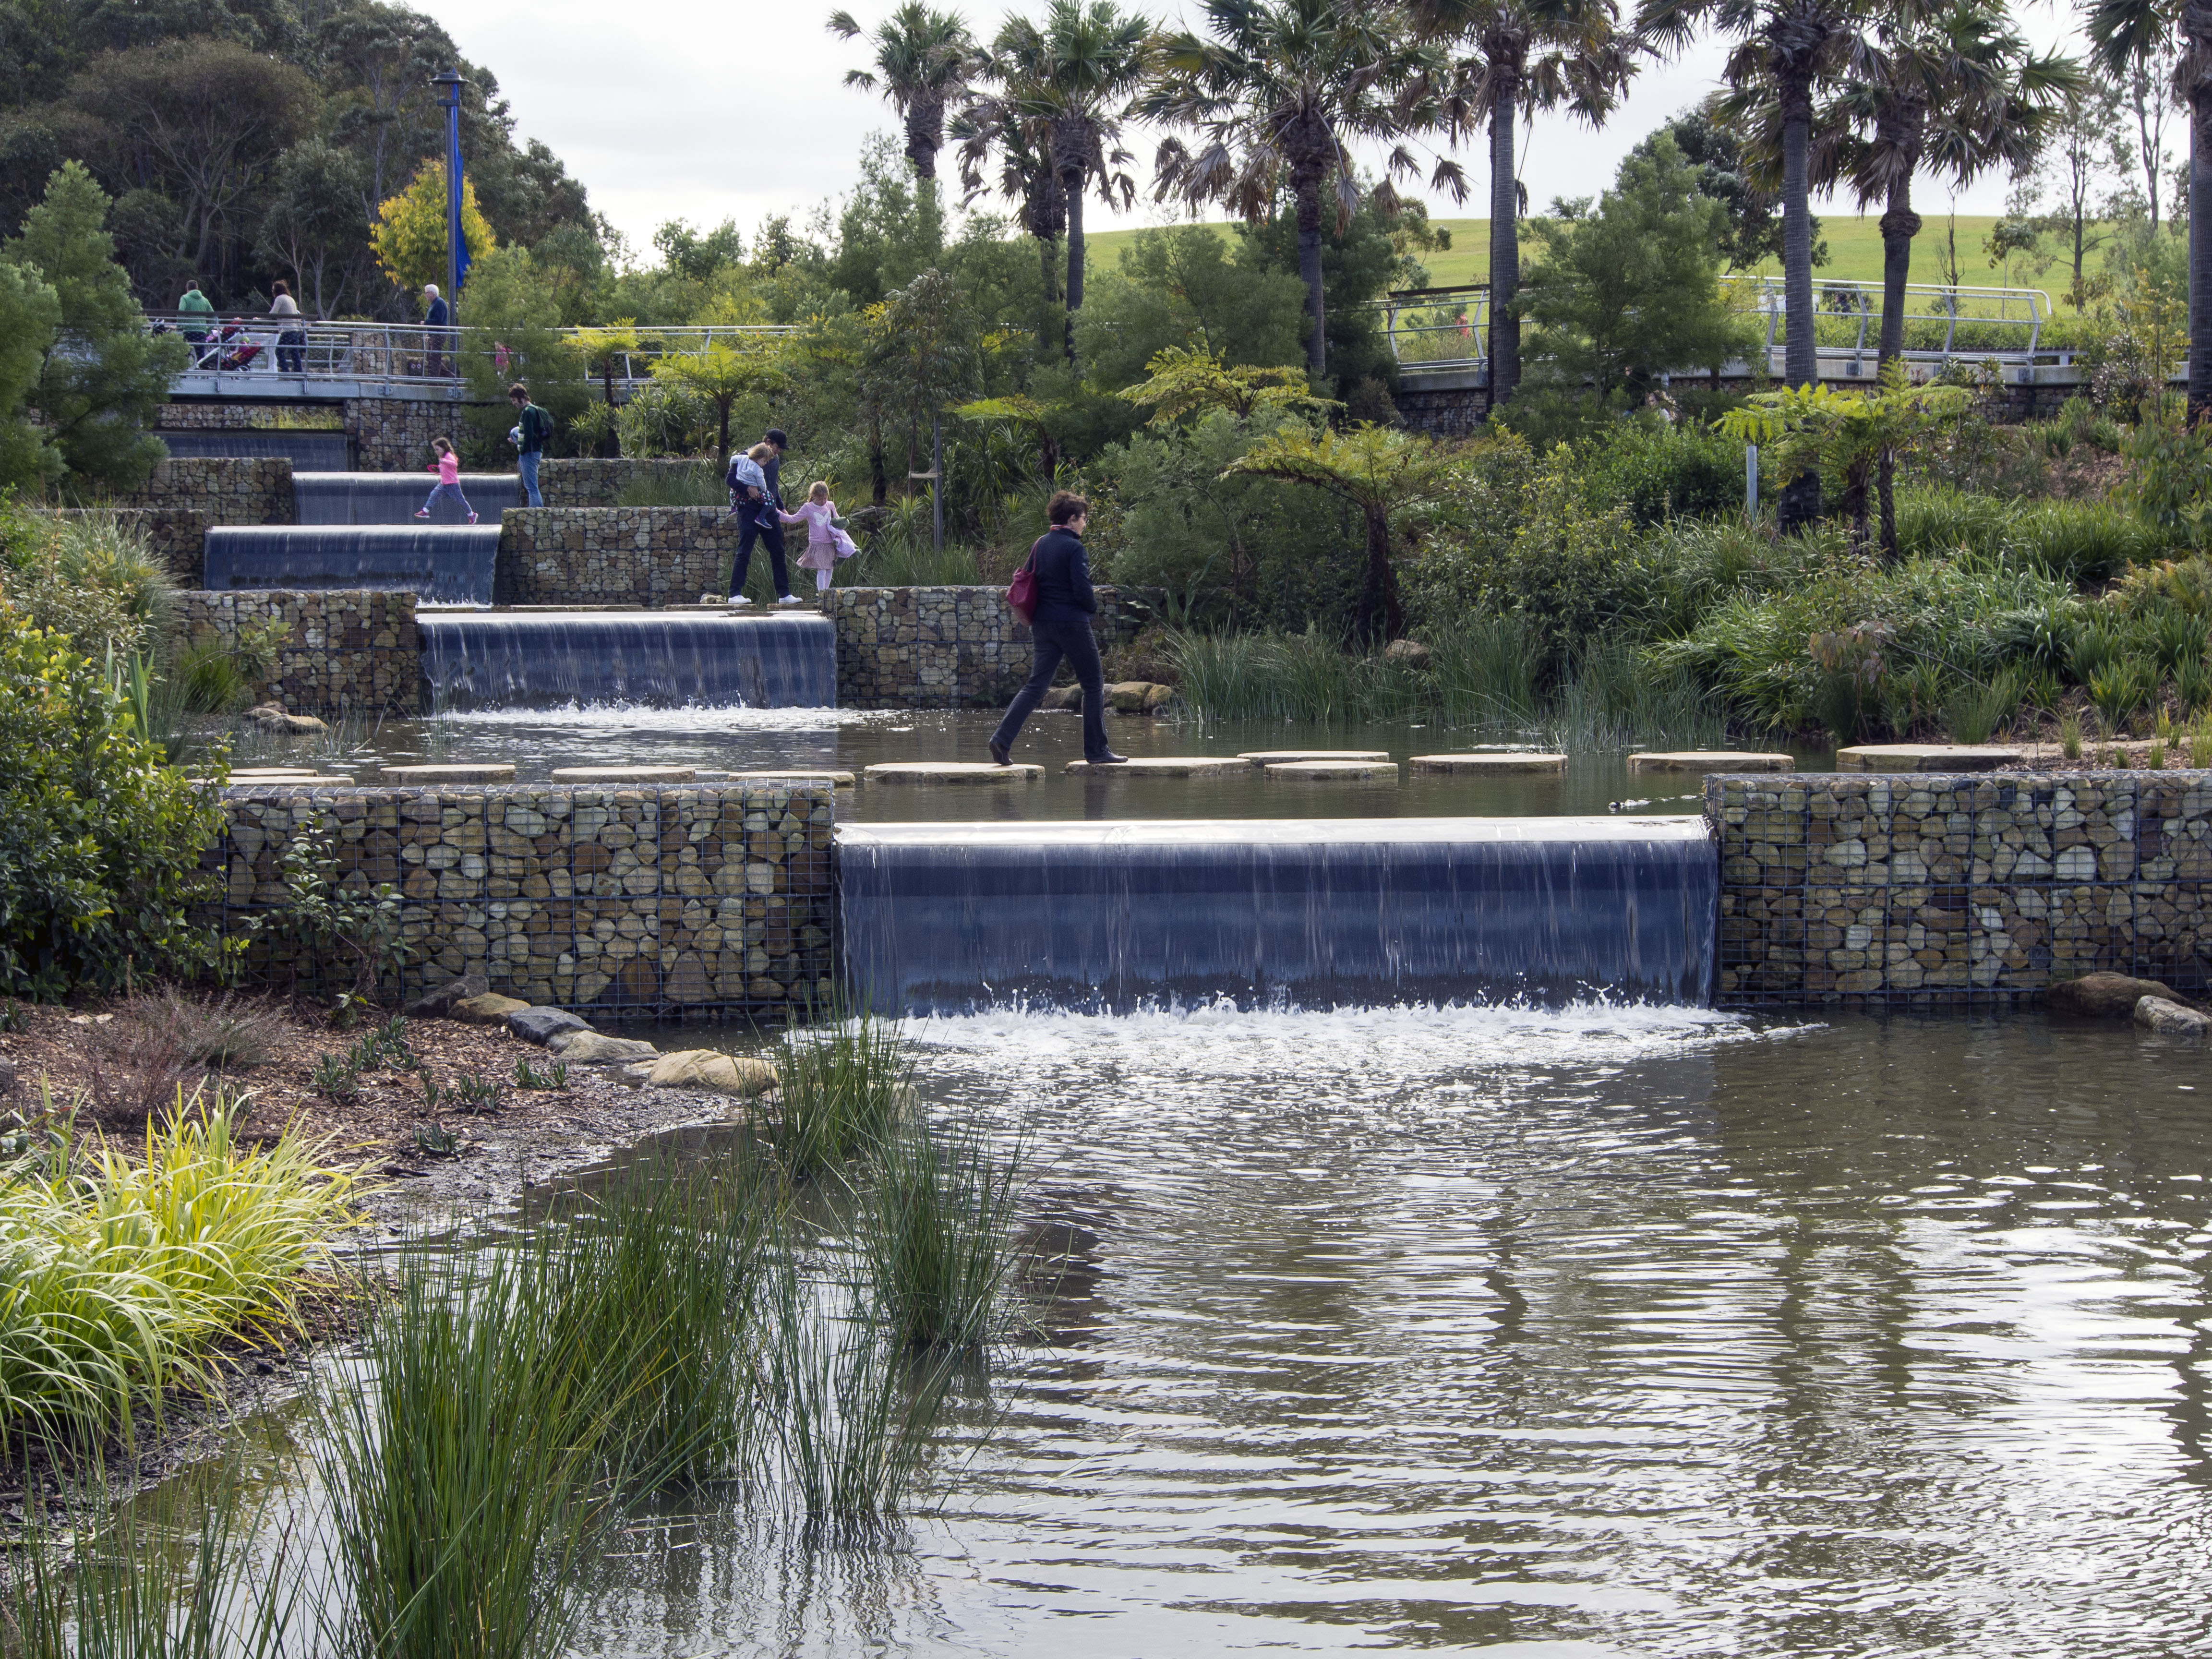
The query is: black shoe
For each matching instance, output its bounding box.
[1087,751,1128,765]
[989,739,1012,766]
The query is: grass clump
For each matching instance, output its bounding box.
[855,1118,1025,1353]
[768,1012,912,1179]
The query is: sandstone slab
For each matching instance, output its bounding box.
[647,1049,780,1096]
[865,762,1044,784]
[1628,752,1793,773]
[382,763,517,784]
[509,1007,590,1046]
[1836,744,2024,772]
[1065,756,1253,776]
[2136,996,2211,1036]
[1239,750,1391,764]
[1410,753,1567,774]
[1106,681,1175,713]
[728,769,857,787]
[451,992,530,1024]
[549,766,697,783]
[1266,760,1400,781]
[547,1029,660,1067]
[404,973,489,1017]
[2047,973,2178,1018]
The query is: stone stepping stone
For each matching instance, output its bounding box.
[1064,756,1254,776]
[549,766,697,783]
[211,775,356,786]
[1266,759,1401,781]
[1837,744,2025,773]
[1410,753,1567,774]
[727,770,857,787]
[382,763,517,784]
[865,761,1044,784]
[1628,751,1793,773]
[1238,749,1390,764]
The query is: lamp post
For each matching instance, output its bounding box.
[433,68,465,322]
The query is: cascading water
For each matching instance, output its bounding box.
[419,612,836,708]
[157,431,351,468]
[202,525,502,604]
[837,816,1719,1013]
[292,471,521,524]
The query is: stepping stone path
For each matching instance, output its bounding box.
[1628,752,1793,773]
[1064,756,1254,776]
[1837,744,2025,772]
[865,761,1044,784]
[382,763,517,784]
[1410,753,1568,774]
[727,770,857,787]
[1266,760,1400,780]
[549,766,697,783]
[1238,750,1391,764]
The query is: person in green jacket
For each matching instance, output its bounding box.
[177,280,214,367]
[507,383,552,507]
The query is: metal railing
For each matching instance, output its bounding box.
[1373,285,1491,372]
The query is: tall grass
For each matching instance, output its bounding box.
[1896,487,2157,581]
[768,1013,913,1180]
[854,1119,1025,1352]
[1542,637,1729,750]
[613,466,722,508]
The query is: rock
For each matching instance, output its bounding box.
[1382,639,1431,668]
[2046,973,2178,1019]
[1106,681,1175,714]
[613,1059,656,1088]
[508,1007,590,1046]
[546,1029,660,1067]
[1040,685,1084,712]
[451,992,530,1024]
[647,1048,780,1097]
[2136,995,2212,1037]
[244,704,327,734]
[404,973,488,1017]
[0,1056,15,1102]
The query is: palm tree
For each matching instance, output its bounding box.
[827,3,979,183]
[1636,0,1869,529]
[2085,0,2212,421]
[952,72,1069,353]
[1149,0,1458,377]
[1816,0,2076,368]
[984,1,1154,362]
[1407,0,1637,405]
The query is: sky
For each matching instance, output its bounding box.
[435,0,2091,261]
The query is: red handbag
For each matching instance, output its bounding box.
[1005,538,1040,624]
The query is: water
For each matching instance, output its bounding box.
[420,612,836,709]
[158,430,351,468]
[552,1006,2212,1656]
[202,524,502,604]
[839,817,1717,1013]
[292,470,520,524]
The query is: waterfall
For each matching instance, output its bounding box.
[202,526,502,605]
[293,471,521,525]
[419,612,836,708]
[838,817,1719,1013]
[158,431,351,468]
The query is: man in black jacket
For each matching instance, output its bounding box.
[990,491,1125,765]
[731,427,798,606]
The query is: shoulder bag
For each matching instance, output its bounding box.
[1005,536,1041,625]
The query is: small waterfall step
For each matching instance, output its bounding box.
[159,431,351,468]
[293,471,521,525]
[203,525,501,605]
[838,816,1720,1015]
[418,611,835,709]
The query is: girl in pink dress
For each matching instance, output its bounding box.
[778,481,858,594]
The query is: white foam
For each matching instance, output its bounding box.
[429,701,888,731]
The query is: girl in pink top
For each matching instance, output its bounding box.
[415,436,479,523]
[778,481,858,592]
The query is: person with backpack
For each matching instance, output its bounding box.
[508,382,552,507]
[989,491,1124,767]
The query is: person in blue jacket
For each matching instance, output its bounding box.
[990,490,1125,767]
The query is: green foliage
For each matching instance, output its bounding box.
[2121,406,2212,549]
[0,259,60,491]
[1575,420,1745,526]
[768,1012,914,1179]
[1896,487,2158,581]
[457,245,588,462]
[252,823,408,996]
[1097,225,1310,371]
[1116,344,1334,424]
[0,506,176,659]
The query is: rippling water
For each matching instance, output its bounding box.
[556,1007,2212,1656]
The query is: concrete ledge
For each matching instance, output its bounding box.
[1630,751,1793,773]
[550,766,697,783]
[1238,749,1390,763]
[1267,760,1400,780]
[1065,756,1253,776]
[383,763,516,784]
[727,770,857,787]
[1410,753,1567,774]
[865,762,1044,784]
[1838,744,2025,772]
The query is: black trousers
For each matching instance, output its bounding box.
[730,514,789,599]
[993,618,1110,760]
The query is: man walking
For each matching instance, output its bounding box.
[508,382,551,507]
[422,283,450,376]
[726,426,800,607]
[178,279,214,367]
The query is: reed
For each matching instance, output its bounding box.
[854,1119,1025,1352]
[1943,667,2025,745]
[768,1013,913,1180]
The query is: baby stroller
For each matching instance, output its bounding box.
[211,322,264,372]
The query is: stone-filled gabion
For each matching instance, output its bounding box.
[177,590,419,716]
[536,459,714,507]
[823,585,1149,708]
[120,457,293,528]
[211,783,839,1018]
[1708,772,2212,1007]
[494,508,738,606]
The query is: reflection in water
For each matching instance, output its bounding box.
[543,1007,2212,1656]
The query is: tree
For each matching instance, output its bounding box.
[371,156,495,297]
[828,2,978,182]
[1150,0,1455,375]
[649,338,788,471]
[1517,136,1749,400]
[4,162,186,494]
[1407,0,1637,405]
[1118,345,1338,422]
[985,0,1153,361]
[1637,0,1872,531]
[570,320,643,458]
[1983,69,2133,311]
[953,66,1068,351]
[0,259,60,491]
[255,138,369,315]
[1225,423,1463,643]
[1638,97,1827,271]
[2086,0,2212,421]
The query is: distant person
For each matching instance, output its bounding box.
[269,280,304,373]
[422,283,450,375]
[507,382,551,507]
[778,481,858,597]
[415,436,478,524]
[989,491,1124,768]
[178,279,214,366]
[725,428,799,607]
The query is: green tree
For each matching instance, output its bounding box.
[254,137,369,316]
[371,157,495,297]
[457,245,586,462]
[1118,345,1337,422]
[650,338,790,470]
[1639,95,1825,272]
[0,261,61,491]
[1226,422,1464,642]
[570,319,644,458]
[953,69,1068,349]
[1408,0,1638,405]
[828,2,979,182]
[4,162,186,494]
[1517,136,1749,401]
[1150,0,1452,375]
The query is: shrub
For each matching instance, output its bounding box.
[1576,421,1744,526]
[119,987,286,1070]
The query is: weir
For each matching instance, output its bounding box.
[837,816,1719,1014]
[158,431,350,468]
[293,470,521,524]
[202,525,502,605]
[419,611,837,708]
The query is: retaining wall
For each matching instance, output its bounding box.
[177,590,420,716]
[119,457,292,530]
[493,507,736,606]
[154,397,461,471]
[213,782,837,1019]
[538,459,716,508]
[1709,771,2212,1008]
[823,585,1152,708]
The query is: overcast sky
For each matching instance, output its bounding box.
[437,0,2088,260]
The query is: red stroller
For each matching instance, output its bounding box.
[212,322,264,372]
